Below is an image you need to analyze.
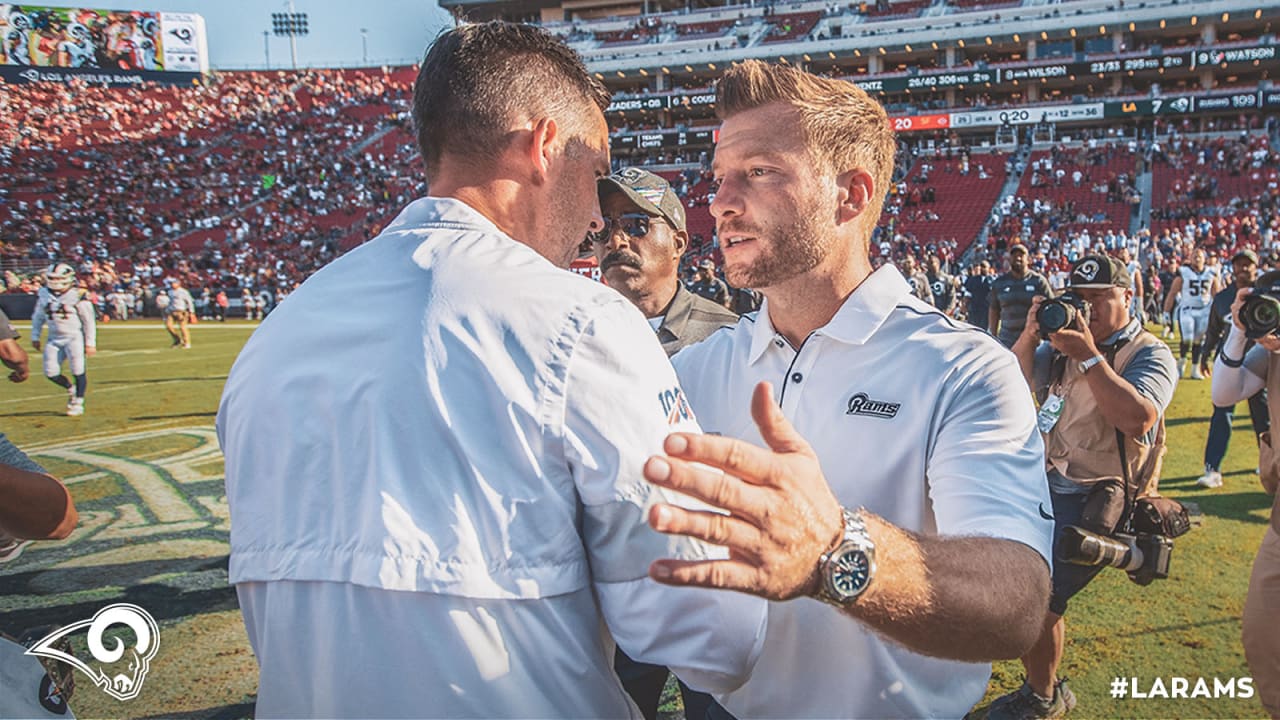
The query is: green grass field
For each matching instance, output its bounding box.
[0,318,1272,719]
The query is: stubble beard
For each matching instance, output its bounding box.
[723,195,835,291]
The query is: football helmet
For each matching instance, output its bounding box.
[45,263,76,292]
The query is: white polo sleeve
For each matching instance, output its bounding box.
[561,297,766,695]
[927,348,1054,565]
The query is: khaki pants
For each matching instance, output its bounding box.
[1244,526,1280,718]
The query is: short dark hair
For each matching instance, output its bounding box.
[412,22,610,180]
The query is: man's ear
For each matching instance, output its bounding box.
[672,229,689,258]
[835,168,875,226]
[527,116,559,185]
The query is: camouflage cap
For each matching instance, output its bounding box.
[598,167,687,233]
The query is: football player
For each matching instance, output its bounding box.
[30,264,96,417]
[1163,247,1220,379]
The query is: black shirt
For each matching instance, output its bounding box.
[991,271,1052,347]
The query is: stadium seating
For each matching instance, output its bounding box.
[880,153,1009,257]
[761,12,822,43]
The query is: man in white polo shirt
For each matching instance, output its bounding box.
[638,60,1054,719]
[218,23,765,718]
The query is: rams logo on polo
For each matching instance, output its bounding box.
[846,393,900,419]
[1074,259,1101,283]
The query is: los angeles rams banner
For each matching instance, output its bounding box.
[0,4,207,78]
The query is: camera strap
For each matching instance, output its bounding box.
[1106,338,1137,527]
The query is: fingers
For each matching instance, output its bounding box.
[659,430,782,487]
[750,382,811,455]
[649,503,763,560]
[649,557,761,594]
[644,456,768,525]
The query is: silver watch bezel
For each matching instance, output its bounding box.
[816,507,877,606]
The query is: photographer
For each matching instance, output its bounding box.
[999,254,1177,720]
[1210,271,1280,718]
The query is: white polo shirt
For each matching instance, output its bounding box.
[672,264,1053,719]
[219,197,766,718]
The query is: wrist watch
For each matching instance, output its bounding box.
[1079,354,1106,374]
[814,507,877,607]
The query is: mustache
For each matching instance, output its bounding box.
[601,250,642,272]
[717,220,762,238]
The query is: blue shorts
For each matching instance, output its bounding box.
[1049,488,1107,616]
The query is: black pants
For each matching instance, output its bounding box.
[614,647,727,720]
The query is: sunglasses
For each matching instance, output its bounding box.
[586,213,665,244]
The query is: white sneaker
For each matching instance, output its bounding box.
[65,386,76,410]
[1179,359,1190,378]
[1197,468,1224,488]
[66,398,84,417]
[0,535,33,563]
[1190,365,1204,380]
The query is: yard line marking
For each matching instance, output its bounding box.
[0,377,225,406]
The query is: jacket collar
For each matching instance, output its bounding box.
[658,284,697,343]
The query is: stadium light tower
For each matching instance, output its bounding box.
[361,28,368,64]
[263,30,270,69]
[271,0,308,70]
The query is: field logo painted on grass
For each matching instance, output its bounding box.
[25,426,228,548]
[26,603,160,701]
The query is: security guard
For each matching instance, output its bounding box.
[1000,254,1178,720]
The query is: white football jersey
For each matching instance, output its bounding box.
[1178,266,1215,309]
[31,287,96,347]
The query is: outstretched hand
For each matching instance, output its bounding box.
[645,381,844,601]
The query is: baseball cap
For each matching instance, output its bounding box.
[1233,248,1260,265]
[1008,243,1028,255]
[598,167,687,232]
[1068,254,1130,289]
[698,259,716,270]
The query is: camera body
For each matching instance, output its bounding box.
[1239,292,1280,339]
[1037,291,1091,338]
[1059,526,1173,586]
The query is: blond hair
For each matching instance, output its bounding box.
[716,60,895,227]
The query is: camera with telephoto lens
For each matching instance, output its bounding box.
[1238,292,1280,339]
[1059,526,1173,586]
[1036,292,1091,338]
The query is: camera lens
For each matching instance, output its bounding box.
[1037,300,1072,334]
[1241,294,1280,339]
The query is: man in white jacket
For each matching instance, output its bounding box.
[218,22,765,719]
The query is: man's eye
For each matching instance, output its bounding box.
[749,168,769,177]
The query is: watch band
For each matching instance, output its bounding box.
[814,507,876,607]
[1079,354,1105,374]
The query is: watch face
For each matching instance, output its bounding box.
[831,547,871,599]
